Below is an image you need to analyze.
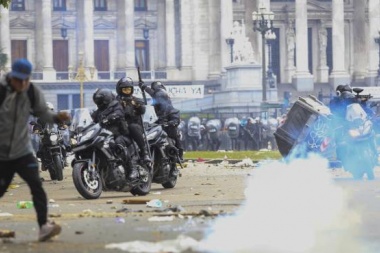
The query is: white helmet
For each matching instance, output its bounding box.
[46,102,54,111]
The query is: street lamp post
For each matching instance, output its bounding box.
[252,6,274,103]
[375,29,380,85]
[225,36,235,63]
[266,31,276,88]
[68,52,95,108]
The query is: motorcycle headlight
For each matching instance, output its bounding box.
[80,129,95,143]
[50,134,58,142]
[147,130,159,141]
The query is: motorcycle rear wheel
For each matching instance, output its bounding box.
[72,162,102,199]
[130,165,152,196]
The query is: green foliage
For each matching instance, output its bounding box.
[0,0,11,8]
[184,150,282,161]
[0,48,8,71]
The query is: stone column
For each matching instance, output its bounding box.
[191,0,209,80]
[207,0,221,79]
[165,0,176,76]
[41,0,55,80]
[0,6,11,72]
[329,0,350,88]
[179,0,194,79]
[352,0,367,82]
[125,0,136,79]
[83,0,96,76]
[220,0,233,73]
[366,0,380,86]
[156,0,166,70]
[285,19,296,83]
[317,20,329,83]
[292,0,313,91]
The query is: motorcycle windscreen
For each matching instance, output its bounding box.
[71,108,94,132]
[143,105,158,124]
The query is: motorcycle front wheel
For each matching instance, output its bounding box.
[49,155,63,181]
[72,162,103,199]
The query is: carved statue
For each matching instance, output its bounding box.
[231,20,255,64]
[318,22,328,67]
[286,20,295,68]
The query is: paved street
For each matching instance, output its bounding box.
[1,158,380,253]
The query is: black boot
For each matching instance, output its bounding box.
[128,167,139,181]
[178,148,184,162]
[140,149,151,163]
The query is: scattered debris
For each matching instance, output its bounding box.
[146,199,163,208]
[196,158,205,162]
[48,213,62,218]
[75,231,84,235]
[233,158,255,167]
[106,200,113,204]
[116,217,125,223]
[123,199,150,204]
[148,216,174,222]
[0,212,13,217]
[7,184,19,190]
[16,201,33,209]
[163,205,185,213]
[49,199,56,203]
[0,230,15,238]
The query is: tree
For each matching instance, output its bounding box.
[0,0,11,8]
[0,48,8,73]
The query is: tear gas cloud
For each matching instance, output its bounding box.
[200,154,368,253]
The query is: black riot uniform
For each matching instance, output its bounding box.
[91,88,139,180]
[139,81,184,161]
[115,77,151,163]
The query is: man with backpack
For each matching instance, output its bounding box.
[0,59,70,241]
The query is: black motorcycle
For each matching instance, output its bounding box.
[145,121,181,189]
[71,119,152,199]
[33,125,65,181]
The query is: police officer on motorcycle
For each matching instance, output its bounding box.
[139,81,184,161]
[91,88,139,180]
[115,77,151,164]
[30,102,70,166]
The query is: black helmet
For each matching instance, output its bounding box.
[336,84,352,97]
[116,77,134,96]
[93,88,114,109]
[151,81,166,91]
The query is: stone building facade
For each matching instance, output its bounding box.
[0,0,379,112]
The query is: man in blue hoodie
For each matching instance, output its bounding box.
[0,59,70,242]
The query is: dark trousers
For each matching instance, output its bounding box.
[0,154,47,228]
[164,125,183,151]
[129,123,147,152]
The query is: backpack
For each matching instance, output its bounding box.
[0,83,35,109]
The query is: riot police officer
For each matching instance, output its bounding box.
[91,88,139,180]
[139,81,184,161]
[115,77,151,163]
[329,84,355,120]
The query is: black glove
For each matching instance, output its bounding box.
[139,81,146,90]
[168,120,178,127]
[107,114,120,123]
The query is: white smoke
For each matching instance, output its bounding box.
[200,154,362,253]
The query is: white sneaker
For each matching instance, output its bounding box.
[38,221,61,242]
